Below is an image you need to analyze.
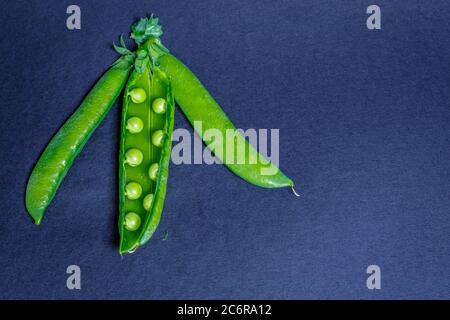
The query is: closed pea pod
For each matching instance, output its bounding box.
[158,54,295,190]
[26,56,133,224]
[119,60,174,253]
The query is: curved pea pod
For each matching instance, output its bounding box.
[26,56,133,224]
[158,54,295,189]
[119,64,174,254]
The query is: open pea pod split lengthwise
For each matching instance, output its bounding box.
[25,16,298,254]
[119,64,174,253]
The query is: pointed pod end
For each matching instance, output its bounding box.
[26,205,43,225]
[119,243,139,255]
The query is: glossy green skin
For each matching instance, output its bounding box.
[158,54,293,188]
[119,65,174,254]
[26,57,132,224]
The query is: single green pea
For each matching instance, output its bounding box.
[125,182,142,200]
[148,163,159,181]
[152,98,167,114]
[151,130,164,147]
[143,194,154,211]
[124,212,141,231]
[126,117,144,134]
[125,148,143,167]
[128,87,147,104]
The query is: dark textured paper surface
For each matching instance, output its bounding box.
[0,0,449,299]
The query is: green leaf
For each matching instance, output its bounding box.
[113,43,133,56]
[135,18,147,33]
[130,16,164,46]
[119,34,126,48]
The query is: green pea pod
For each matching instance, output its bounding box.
[119,63,174,254]
[158,54,294,189]
[26,56,133,224]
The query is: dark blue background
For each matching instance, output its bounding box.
[0,0,449,299]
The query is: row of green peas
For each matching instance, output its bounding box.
[123,85,168,233]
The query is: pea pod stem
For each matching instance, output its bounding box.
[26,56,133,224]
